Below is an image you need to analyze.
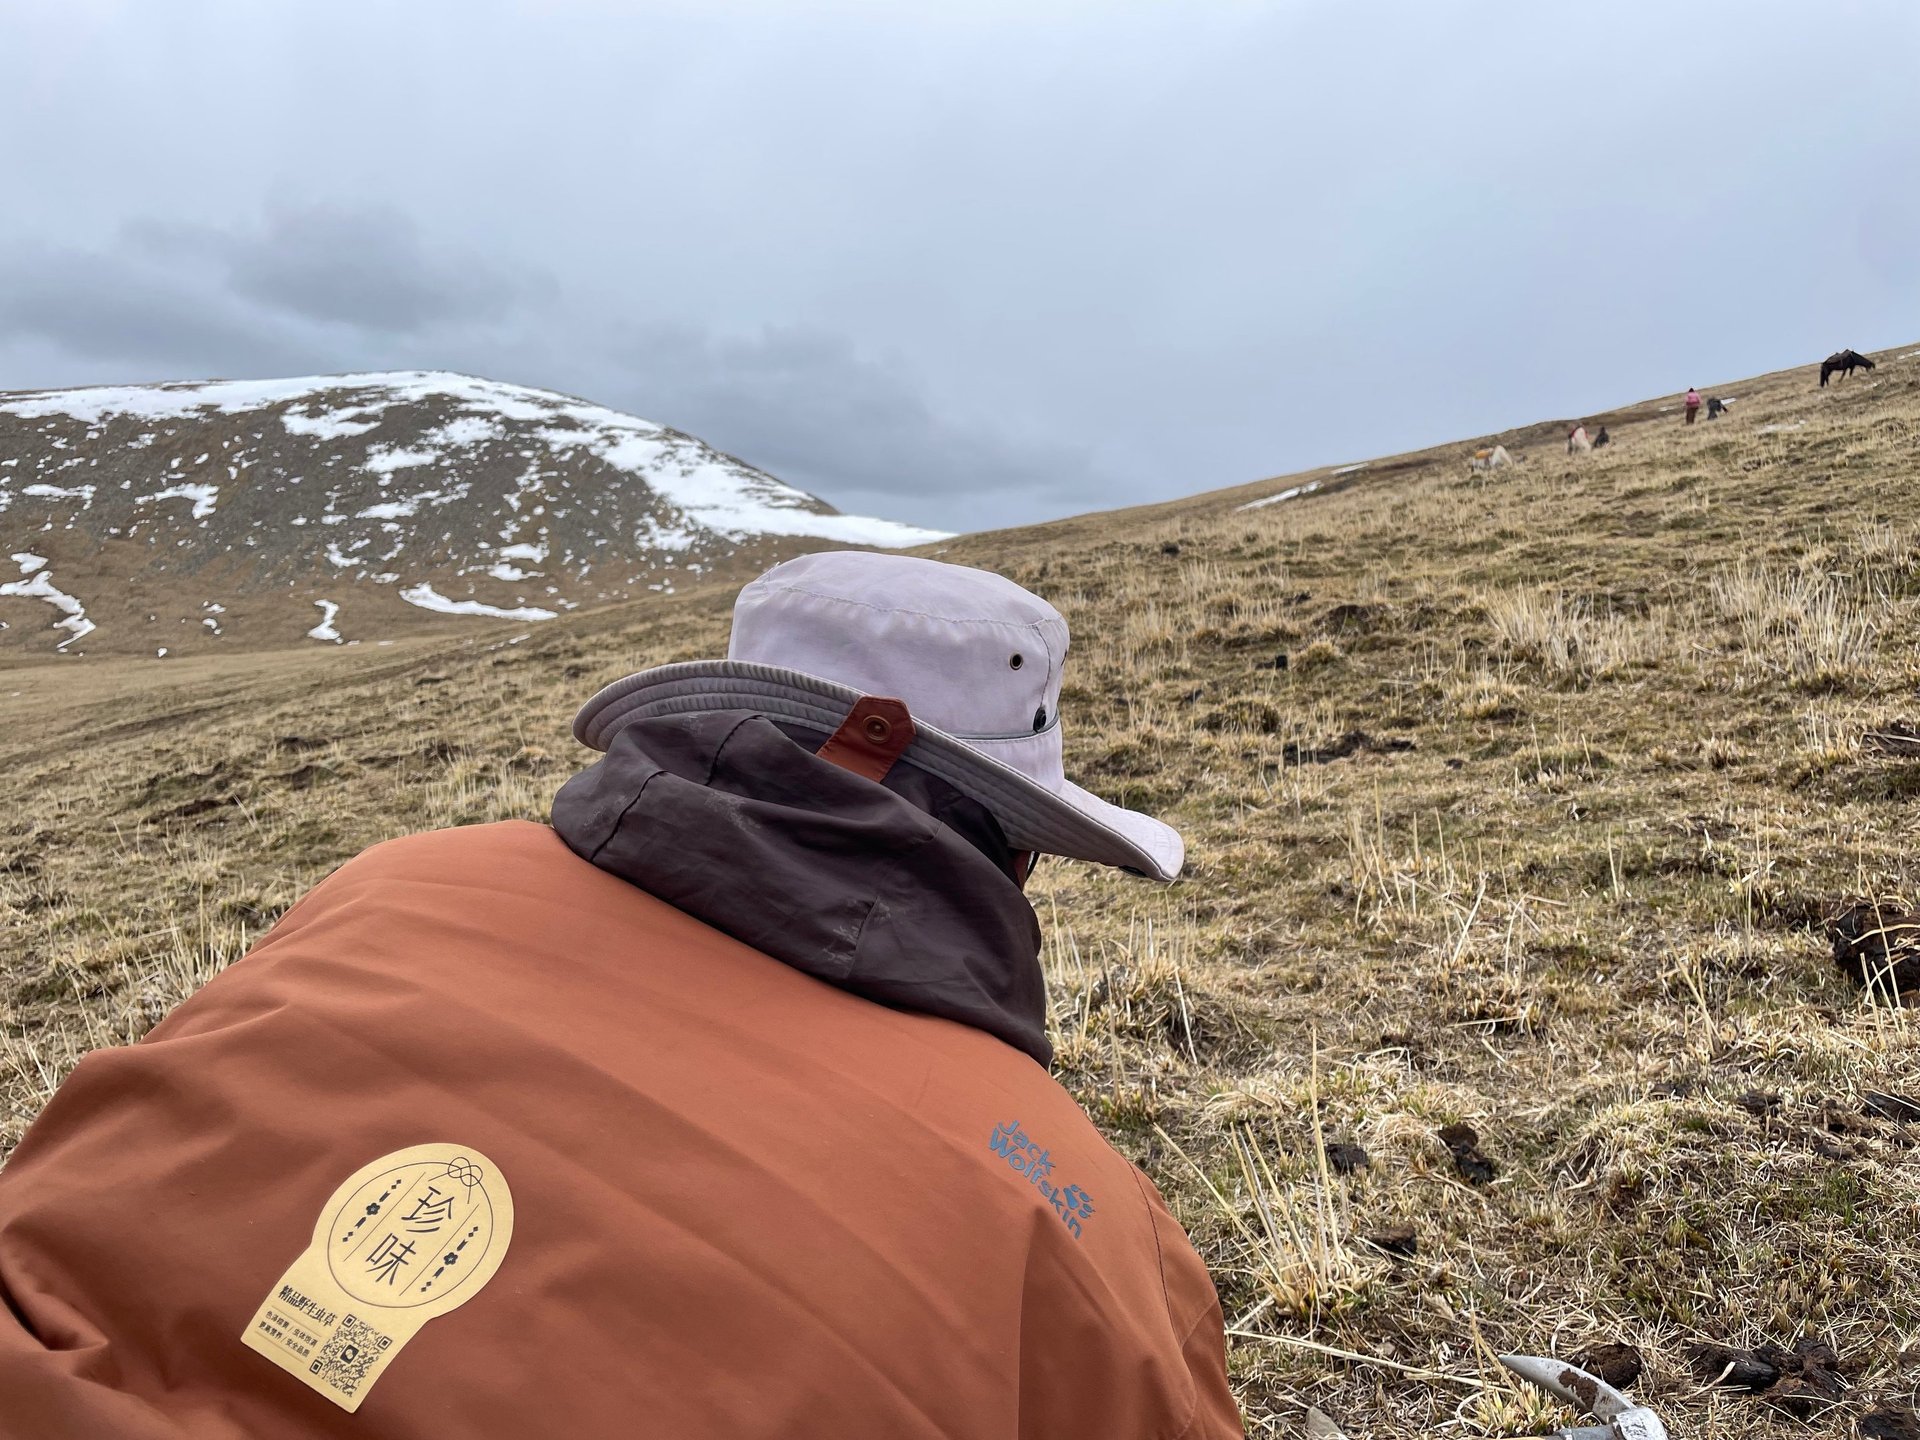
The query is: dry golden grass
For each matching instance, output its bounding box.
[6,350,1920,1434]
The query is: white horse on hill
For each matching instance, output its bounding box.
[1466,445,1513,473]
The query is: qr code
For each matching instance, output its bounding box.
[309,1313,393,1395]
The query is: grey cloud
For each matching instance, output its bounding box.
[0,236,322,378]
[0,203,545,381]
[123,205,548,336]
[220,205,544,334]
[578,323,1111,532]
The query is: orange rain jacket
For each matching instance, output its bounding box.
[0,712,1242,1439]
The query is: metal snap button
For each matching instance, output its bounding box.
[863,714,892,743]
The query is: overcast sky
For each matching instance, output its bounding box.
[4,2,1917,532]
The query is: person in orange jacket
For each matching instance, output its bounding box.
[0,551,1244,1440]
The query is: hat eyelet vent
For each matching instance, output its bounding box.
[1032,706,1047,732]
[1008,653,1024,670]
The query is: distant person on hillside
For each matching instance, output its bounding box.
[0,552,1243,1440]
[1684,387,1702,424]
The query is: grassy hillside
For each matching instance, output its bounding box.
[5,349,1918,1435]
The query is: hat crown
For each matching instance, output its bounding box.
[727,552,1068,739]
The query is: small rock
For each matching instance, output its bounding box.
[1861,1404,1920,1439]
[1571,1341,1644,1391]
[1269,652,1290,671]
[1323,1141,1370,1175]
[1303,1406,1348,1438]
[1437,1123,1497,1185]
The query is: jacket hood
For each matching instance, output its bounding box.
[551,711,1050,1065]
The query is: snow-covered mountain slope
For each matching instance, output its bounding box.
[0,372,949,655]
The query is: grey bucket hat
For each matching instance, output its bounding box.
[572,551,1184,880]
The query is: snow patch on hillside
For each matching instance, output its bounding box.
[136,483,219,520]
[356,487,461,520]
[283,405,381,439]
[400,584,557,622]
[307,600,343,642]
[425,417,500,448]
[1239,480,1323,511]
[22,483,95,505]
[364,446,437,476]
[2,553,93,649]
[0,376,350,425]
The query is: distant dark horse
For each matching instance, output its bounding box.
[1820,349,1876,387]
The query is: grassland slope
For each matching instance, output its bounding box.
[4,349,1918,1436]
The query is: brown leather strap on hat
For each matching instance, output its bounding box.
[816,696,916,783]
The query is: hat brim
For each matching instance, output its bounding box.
[573,660,1184,882]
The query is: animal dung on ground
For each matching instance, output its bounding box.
[1322,1141,1370,1174]
[1827,902,1920,998]
[1735,1090,1781,1118]
[1861,1404,1920,1440]
[1689,1342,1781,1393]
[1863,1091,1920,1124]
[1281,730,1415,766]
[1360,1222,1417,1257]
[1688,1337,1848,1417]
[1570,1341,1643,1391]
[1862,720,1920,756]
[1436,1123,1497,1184]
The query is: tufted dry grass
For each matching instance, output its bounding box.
[5,348,1920,1435]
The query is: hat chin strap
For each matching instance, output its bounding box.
[816,696,917,783]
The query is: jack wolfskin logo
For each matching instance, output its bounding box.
[989,1120,1095,1238]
